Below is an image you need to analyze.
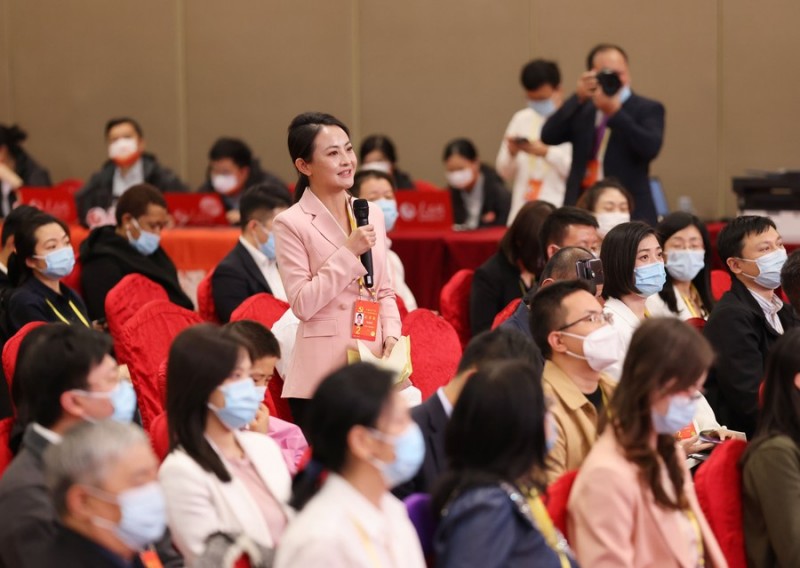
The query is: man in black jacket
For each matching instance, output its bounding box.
[704,216,797,438]
[80,183,193,320]
[212,182,292,322]
[541,44,665,225]
[76,117,186,226]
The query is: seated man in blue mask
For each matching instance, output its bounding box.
[212,182,292,322]
[80,183,193,321]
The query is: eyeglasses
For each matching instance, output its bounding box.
[557,311,613,331]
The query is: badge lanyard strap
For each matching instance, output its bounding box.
[46,298,90,327]
[526,489,573,568]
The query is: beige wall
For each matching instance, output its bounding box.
[1,0,799,219]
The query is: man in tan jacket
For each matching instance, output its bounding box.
[530,280,622,484]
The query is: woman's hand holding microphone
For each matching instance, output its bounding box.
[345,224,376,257]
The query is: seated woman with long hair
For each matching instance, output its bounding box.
[568,318,727,567]
[433,360,578,568]
[742,328,800,567]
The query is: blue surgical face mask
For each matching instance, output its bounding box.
[666,249,706,282]
[74,381,138,423]
[740,247,787,290]
[35,246,75,279]
[208,377,261,430]
[258,228,276,261]
[619,85,632,104]
[375,198,398,232]
[528,98,556,117]
[128,219,160,256]
[88,481,167,551]
[634,261,667,297]
[652,394,698,434]
[370,422,425,488]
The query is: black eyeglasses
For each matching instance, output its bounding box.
[557,312,613,331]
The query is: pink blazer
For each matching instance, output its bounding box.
[273,189,401,399]
[567,428,728,568]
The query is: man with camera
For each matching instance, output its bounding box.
[541,44,665,225]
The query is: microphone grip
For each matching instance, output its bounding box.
[353,198,374,289]
[360,252,374,288]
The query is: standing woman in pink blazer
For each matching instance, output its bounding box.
[273,112,401,429]
[567,318,728,568]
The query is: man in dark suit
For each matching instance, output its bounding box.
[393,328,543,498]
[704,216,797,438]
[212,182,292,322]
[541,44,665,225]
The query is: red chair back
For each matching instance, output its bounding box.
[0,417,14,477]
[711,269,732,301]
[401,309,461,400]
[230,293,290,329]
[53,178,84,196]
[491,298,522,330]
[197,269,219,323]
[117,300,202,429]
[148,411,170,462]
[2,321,47,409]
[694,439,748,568]
[18,187,78,225]
[105,274,169,346]
[396,295,409,320]
[439,269,474,348]
[685,317,706,331]
[545,469,579,540]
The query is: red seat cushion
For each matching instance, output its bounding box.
[117,300,203,429]
[545,469,579,540]
[2,321,47,410]
[230,293,290,329]
[105,274,169,343]
[685,317,706,331]
[401,309,462,400]
[491,298,522,330]
[711,269,732,301]
[694,439,748,568]
[439,269,474,349]
[148,411,170,462]
[0,417,14,477]
[197,268,219,323]
[396,295,409,321]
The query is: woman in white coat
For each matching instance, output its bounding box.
[159,325,292,565]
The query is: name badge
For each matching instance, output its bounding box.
[352,299,380,341]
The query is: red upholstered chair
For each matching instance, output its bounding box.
[396,295,409,320]
[197,269,219,323]
[53,178,84,195]
[711,269,732,301]
[2,321,47,409]
[694,439,748,568]
[156,359,168,407]
[105,274,169,346]
[149,411,170,462]
[491,298,522,330]
[685,317,706,331]
[402,308,461,400]
[0,417,14,477]
[117,300,202,429]
[439,269,474,348]
[545,469,579,540]
[230,293,290,328]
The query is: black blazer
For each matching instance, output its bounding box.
[34,525,151,568]
[449,165,511,228]
[7,278,89,335]
[212,241,273,322]
[541,92,665,225]
[704,278,798,438]
[393,392,449,499]
[470,251,526,336]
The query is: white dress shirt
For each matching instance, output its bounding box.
[748,289,784,334]
[437,387,453,418]
[645,284,707,321]
[239,236,288,302]
[496,107,571,223]
[32,422,63,444]
[603,297,643,381]
[111,158,144,199]
[275,473,425,568]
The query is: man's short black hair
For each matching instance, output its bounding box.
[539,206,599,249]
[457,328,541,375]
[1,205,39,247]
[115,183,167,226]
[239,182,292,230]
[586,43,629,71]
[209,137,253,168]
[105,117,143,138]
[717,215,777,274]
[529,280,593,358]
[520,59,561,91]
[541,246,594,282]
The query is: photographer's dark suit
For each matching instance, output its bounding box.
[541,92,665,225]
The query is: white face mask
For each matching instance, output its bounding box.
[595,211,630,237]
[108,137,138,161]
[362,161,392,174]
[446,168,474,190]
[211,173,239,195]
[560,324,624,372]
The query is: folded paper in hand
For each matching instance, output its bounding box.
[348,336,413,388]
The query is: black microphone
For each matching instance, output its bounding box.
[352,199,374,288]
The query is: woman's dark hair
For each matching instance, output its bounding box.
[287,112,350,203]
[222,319,281,360]
[607,318,713,510]
[520,59,561,91]
[433,360,548,516]
[290,363,394,510]
[576,177,634,214]
[499,200,556,275]
[655,212,715,316]
[747,329,800,453]
[9,213,70,286]
[114,183,167,226]
[209,137,253,168]
[359,135,397,164]
[166,324,245,482]
[442,138,478,162]
[601,221,660,300]
[0,124,28,157]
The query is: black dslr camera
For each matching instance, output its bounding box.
[596,69,622,96]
